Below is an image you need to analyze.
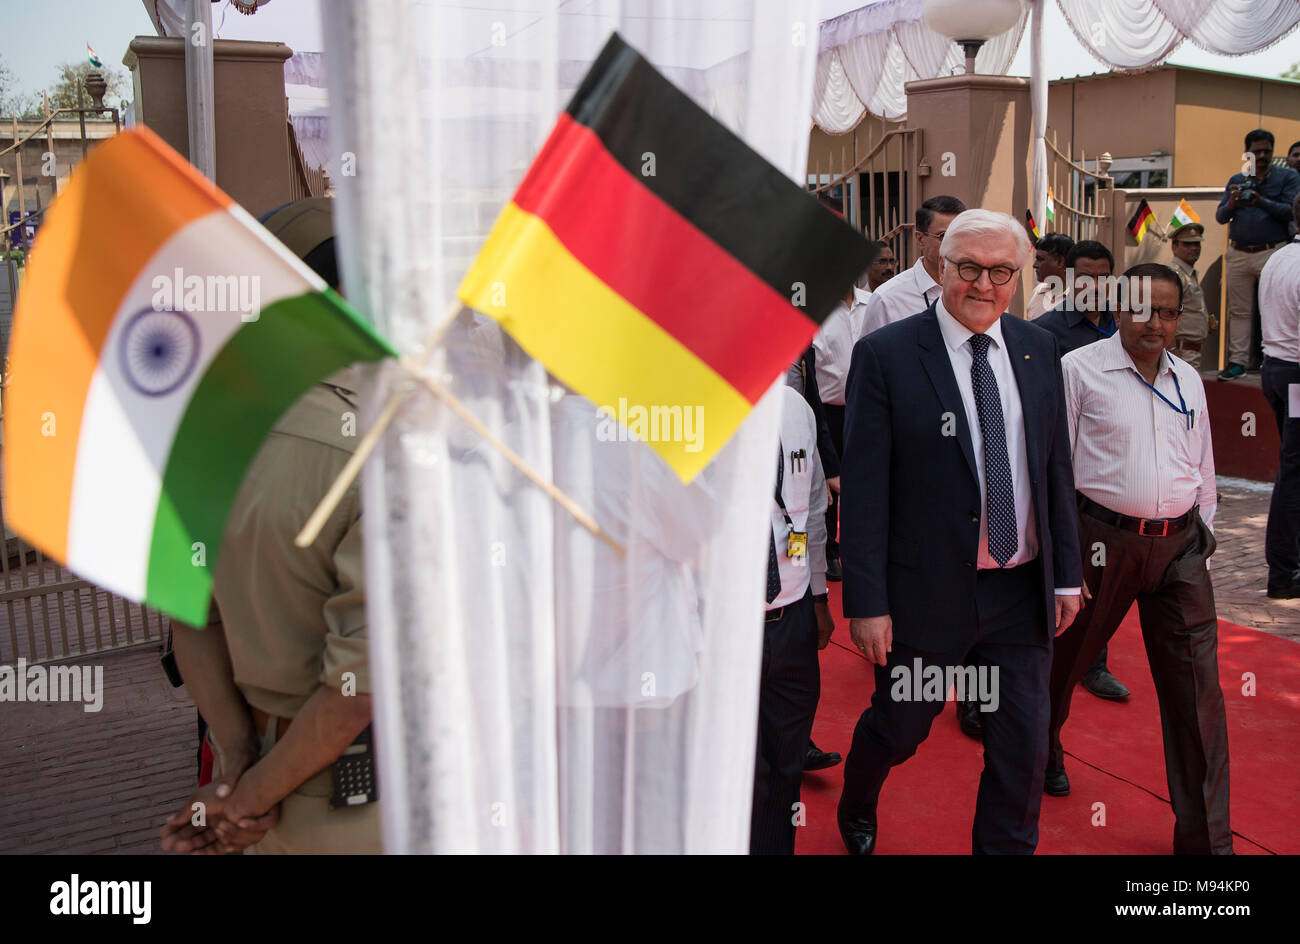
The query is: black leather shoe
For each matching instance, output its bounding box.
[1267,582,1300,599]
[837,803,877,855]
[805,742,842,771]
[1043,766,1070,797]
[957,698,984,741]
[826,557,843,582]
[1083,667,1131,700]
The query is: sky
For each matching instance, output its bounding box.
[1,0,1297,103]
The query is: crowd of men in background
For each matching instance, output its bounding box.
[753,132,1300,854]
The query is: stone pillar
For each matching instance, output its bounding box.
[123,38,294,217]
[903,74,1033,313]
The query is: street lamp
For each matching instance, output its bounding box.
[922,0,1024,75]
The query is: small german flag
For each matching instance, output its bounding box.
[1025,209,1040,240]
[458,33,873,482]
[1127,198,1156,244]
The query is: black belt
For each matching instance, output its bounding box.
[1263,355,1300,368]
[1231,240,1285,253]
[1077,493,1194,538]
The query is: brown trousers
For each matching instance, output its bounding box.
[1048,503,1232,855]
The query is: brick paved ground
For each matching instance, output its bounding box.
[0,478,1295,854]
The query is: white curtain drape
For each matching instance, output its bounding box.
[811,0,1027,129]
[1055,0,1300,70]
[320,0,819,854]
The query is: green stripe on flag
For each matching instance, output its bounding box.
[144,289,395,624]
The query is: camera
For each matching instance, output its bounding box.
[1238,177,1258,203]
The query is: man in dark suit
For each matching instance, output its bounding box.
[837,209,1083,855]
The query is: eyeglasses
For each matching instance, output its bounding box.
[1121,308,1183,322]
[918,229,946,242]
[947,259,1017,285]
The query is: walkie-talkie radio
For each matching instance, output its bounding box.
[329,724,378,808]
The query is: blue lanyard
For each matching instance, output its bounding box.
[1133,352,1194,430]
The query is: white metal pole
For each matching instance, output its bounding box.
[185,0,216,180]
[1030,0,1047,237]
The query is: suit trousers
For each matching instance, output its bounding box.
[1262,357,1300,589]
[751,592,820,855]
[839,562,1051,854]
[823,403,845,558]
[1048,505,1232,855]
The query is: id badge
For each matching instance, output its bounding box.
[786,530,808,560]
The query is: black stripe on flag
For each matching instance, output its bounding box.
[565,33,873,325]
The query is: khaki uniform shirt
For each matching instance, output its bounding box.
[1171,257,1209,348]
[206,368,368,716]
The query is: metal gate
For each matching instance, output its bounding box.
[0,485,170,667]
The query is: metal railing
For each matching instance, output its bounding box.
[810,126,922,272]
[0,488,169,668]
[1044,128,1115,248]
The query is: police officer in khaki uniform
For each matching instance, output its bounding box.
[1169,223,1213,371]
[160,198,380,854]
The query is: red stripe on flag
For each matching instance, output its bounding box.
[511,113,815,405]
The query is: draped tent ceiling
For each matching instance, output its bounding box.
[146,0,1300,136]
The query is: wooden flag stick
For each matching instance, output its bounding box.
[399,358,626,556]
[294,386,407,547]
[294,322,449,548]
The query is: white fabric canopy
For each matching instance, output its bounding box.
[318,0,817,854]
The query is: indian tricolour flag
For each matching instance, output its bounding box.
[3,127,396,625]
[1169,198,1200,230]
[1045,187,1056,225]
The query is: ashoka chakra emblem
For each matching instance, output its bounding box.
[120,309,201,397]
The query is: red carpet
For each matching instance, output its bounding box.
[797,583,1297,854]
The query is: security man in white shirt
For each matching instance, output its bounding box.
[814,288,867,580]
[751,385,834,854]
[1260,193,1300,598]
[1049,262,1231,855]
[858,196,966,338]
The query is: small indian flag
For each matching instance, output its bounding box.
[87,44,102,68]
[1045,188,1056,224]
[2,127,396,625]
[1169,198,1200,230]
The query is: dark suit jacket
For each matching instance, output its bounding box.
[840,306,1082,652]
[1034,302,1115,356]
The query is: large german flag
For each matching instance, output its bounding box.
[458,33,873,482]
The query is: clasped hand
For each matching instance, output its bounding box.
[160,762,278,855]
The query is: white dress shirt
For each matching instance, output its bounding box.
[813,298,866,405]
[1025,280,1063,321]
[1261,240,1300,363]
[1062,333,1217,528]
[935,301,1040,570]
[769,386,828,609]
[853,285,873,308]
[859,257,941,338]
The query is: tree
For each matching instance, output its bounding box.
[1284,62,1300,80]
[0,54,36,116]
[43,61,131,112]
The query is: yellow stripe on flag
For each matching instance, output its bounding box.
[459,202,752,482]
[3,128,231,561]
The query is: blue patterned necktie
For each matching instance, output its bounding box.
[969,333,1017,566]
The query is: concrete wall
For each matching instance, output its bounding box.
[1119,187,1228,370]
[1175,69,1300,187]
[123,37,294,218]
[1048,70,1177,172]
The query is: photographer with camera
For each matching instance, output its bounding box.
[1215,129,1300,381]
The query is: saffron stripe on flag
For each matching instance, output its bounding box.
[459,201,753,483]
[565,34,871,324]
[3,129,232,563]
[513,113,816,405]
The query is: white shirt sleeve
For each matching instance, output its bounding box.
[1196,378,1217,530]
